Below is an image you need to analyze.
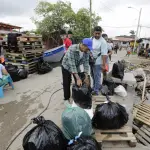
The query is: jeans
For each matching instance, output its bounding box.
[91,64,101,93]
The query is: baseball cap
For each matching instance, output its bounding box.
[82,38,93,51]
[94,26,102,32]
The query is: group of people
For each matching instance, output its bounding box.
[61,26,113,101]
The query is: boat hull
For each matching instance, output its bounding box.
[43,45,65,62]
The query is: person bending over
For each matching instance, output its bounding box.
[62,38,92,101]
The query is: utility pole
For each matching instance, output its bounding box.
[133,8,142,52]
[138,25,141,38]
[90,0,92,36]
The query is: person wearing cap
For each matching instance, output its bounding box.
[60,29,72,53]
[62,38,92,101]
[91,26,108,95]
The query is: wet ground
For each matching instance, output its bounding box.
[0,50,150,150]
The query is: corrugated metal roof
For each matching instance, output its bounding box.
[0,22,21,29]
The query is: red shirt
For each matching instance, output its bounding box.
[63,38,72,52]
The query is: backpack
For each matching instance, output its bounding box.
[112,61,124,80]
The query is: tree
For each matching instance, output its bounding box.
[33,1,76,35]
[130,30,135,36]
[73,8,101,37]
[33,1,101,38]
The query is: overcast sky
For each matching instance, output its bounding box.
[1,0,150,37]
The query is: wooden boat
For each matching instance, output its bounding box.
[43,45,65,62]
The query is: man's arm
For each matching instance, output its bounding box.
[101,41,108,69]
[68,49,80,80]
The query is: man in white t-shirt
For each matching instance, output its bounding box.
[91,26,108,95]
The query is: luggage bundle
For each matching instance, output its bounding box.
[37,58,53,74]
[23,116,101,150]
[6,64,28,82]
[112,61,124,80]
[67,136,101,150]
[92,95,129,130]
[23,116,67,150]
[72,72,92,109]
[62,104,93,140]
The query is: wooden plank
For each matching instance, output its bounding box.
[136,106,150,113]
[134,116,150,126]
[136,114,150,123]
[141,127,150,137]
[136,113,150,120]
[135,133,150,146]
[137,130,150,143]
[143,125,150,132]
[95,133,136,142]
[140,103,150,108]
[95,126,132,133]
[136,109,150,117]
[132,124,139,131]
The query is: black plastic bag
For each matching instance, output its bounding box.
[23,116,67,150]
[101,85,109,96]
[37,59,53,74]
[92,96,128,129]
[6,64,20,82]
[18,66,28,79]
[72,84,92,109]
[78,72,91,87]
[67,136,101,150]
[103,78,115,95]
[112,61,124,80]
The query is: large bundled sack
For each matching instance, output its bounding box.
[72,84,92,109]
[92,96,128,129]
[5,64,20,82]
[112,61,124,80]
[18,66,28,79]
[23,116,66,150]
[102,78,115,95]
[72,72,92,109]
[67,136,101,150]
[37,59,53,74]
[62,104,93,140]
